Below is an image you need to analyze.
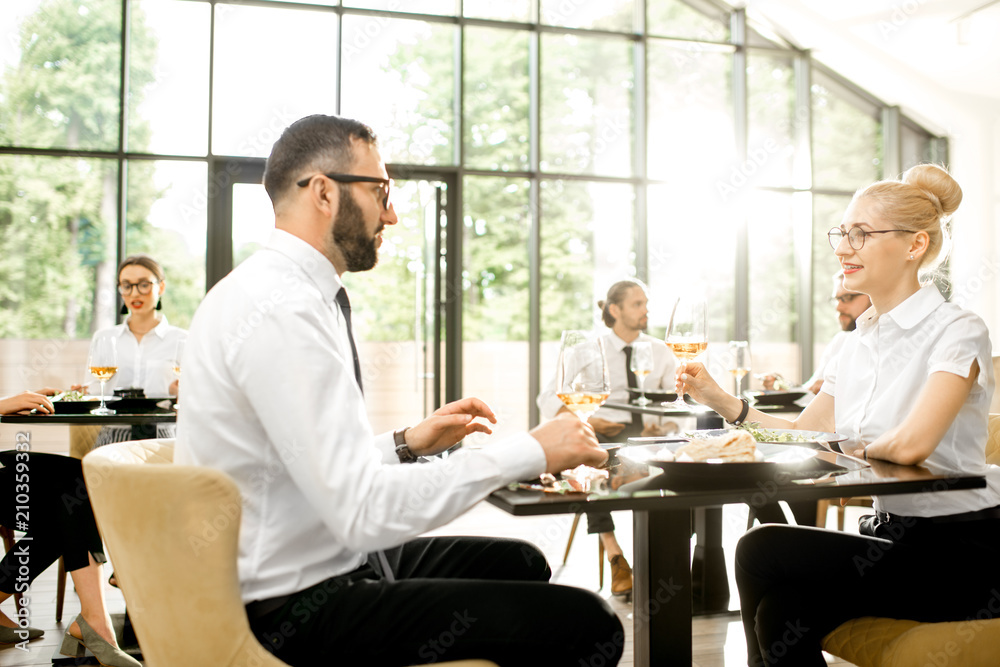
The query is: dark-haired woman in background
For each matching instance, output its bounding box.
[677,164,999,666]
[84,254,187,447]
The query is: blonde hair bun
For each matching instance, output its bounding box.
[901,163,962,218]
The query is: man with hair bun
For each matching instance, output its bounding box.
[678,164,1000,666]
[537,278,677,599]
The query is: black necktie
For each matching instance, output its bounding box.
[622,345,639,426]
[337,288,393,580]
[335,288,363,393]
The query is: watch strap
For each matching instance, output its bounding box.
[728,397,750,426]
[394,427,417,463]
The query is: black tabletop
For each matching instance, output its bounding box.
[0,412,176,426]
[488,446,986,516]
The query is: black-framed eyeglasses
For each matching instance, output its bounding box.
[296,173,391,209]
[830,293,863,305]
[827,226,917,250]
[118,280,159,296]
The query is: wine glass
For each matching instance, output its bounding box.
[665,296,708,409]
[171,339,184,408]
[88,333,118,415]
[727,340,752,397]
[555,330,611,423]
[629,341,655,406]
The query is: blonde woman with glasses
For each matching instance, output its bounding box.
[677,164,998,666]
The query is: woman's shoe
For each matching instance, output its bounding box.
[60,614,141,667]
[0,624,43,643]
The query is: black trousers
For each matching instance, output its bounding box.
[247,536,624,667]
[0,451,105,594]
[586,424,642,535]
[735,516,1000,667]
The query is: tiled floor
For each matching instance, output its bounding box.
[1,502,862,666]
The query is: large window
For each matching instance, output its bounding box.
[0,0,946,432]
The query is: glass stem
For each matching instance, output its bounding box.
[99,379,107,410]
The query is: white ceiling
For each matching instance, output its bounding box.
[741,0,1000,103]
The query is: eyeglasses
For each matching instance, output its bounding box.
[296,173,391,210]
[831,293,863,305]
[118,280,159,296]
[827,226,916,250]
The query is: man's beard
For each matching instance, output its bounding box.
[842,317,857,332]
[333,187,380,272]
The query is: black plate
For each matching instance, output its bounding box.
[620,442,829,490]
[113,397,174,413]
[746,390,808,407]
[628,389,677,403]
[627,389,702,406]
[51,397,120,414]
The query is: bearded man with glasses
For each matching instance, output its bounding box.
[176,114,622,667]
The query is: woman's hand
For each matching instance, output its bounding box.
[0,391,55,415]
[676,362,729,409]
[405,397,497,457]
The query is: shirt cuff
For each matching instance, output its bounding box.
[478,432,548,482]
[374,430,399,465]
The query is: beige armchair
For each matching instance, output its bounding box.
[821,414,1000,666]
[82,439,497,667]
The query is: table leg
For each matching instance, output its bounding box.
[696,411,724,429]
[129,423,156,440]
[633,508,692,667]
[691,507,730,614]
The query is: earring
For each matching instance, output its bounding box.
[909,254,914,260]
[156,299,162,311]
[120,303,128,316]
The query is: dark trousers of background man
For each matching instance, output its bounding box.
[586,423,642,535]
[246,536,624,667]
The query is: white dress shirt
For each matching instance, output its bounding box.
[176,229,546,603]
[804,330,850,390]
[537,330,677,425]
[87,316,186,397]
[823,284,1000,517]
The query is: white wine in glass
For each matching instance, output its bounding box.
[172,339,184,408]
[629,341,655,406]
[665,296,708,409]
[88,333,118,415]
[727,340,752,397]
[555,330,611,423]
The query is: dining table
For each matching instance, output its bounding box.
[488,442,987,667]
[0,407,177,441]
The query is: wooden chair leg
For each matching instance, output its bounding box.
[597,538,605,591]
[56,556,66,622]
[1,526,26,620]
[837,505,846,532]
[816,500,830,529]
[562,513,581,565]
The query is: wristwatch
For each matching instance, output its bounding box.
[394,427,417,463]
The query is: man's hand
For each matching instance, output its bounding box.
[530,413,607,474]
[405,397,497,457]
[641,421,678,437]
[589,417,625,437]
[0,391,55,415]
